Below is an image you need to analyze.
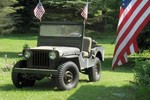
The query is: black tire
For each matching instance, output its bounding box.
[11,60,35,88]
[56,61,79,90]
[88,58,101,82]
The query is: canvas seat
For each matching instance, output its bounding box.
[82,37,92,58]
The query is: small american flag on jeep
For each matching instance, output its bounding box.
[81,2,88,20]
[34,0,45,21]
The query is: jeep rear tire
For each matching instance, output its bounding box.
[56,61,79,90]
[88,58,101,82]
[11,60,35,88]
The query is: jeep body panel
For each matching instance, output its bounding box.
[31,46,80,57]
[79,46,104,70]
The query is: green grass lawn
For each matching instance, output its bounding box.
[0,33,147,100]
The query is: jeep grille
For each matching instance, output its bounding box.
[29,50,50,68]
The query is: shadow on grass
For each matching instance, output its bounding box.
[68,85,135,100]
[0,78,57,91]
[102,57,135,73]
[0,78,91,92]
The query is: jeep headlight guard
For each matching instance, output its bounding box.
[24,50,31,58]
[49,51,57,60]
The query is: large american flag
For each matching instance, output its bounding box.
[34,1,45,21]
[112,0,150,70]
[81,2,88,19]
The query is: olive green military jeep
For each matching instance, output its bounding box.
[11,21,104,90]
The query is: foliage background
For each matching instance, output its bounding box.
[1,0,149,51]
[0,0,18,34]
[13,0,121,32]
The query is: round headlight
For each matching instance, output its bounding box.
[24,50,31,58]
[49,51,57,60]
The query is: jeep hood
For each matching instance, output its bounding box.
[30,46,80,56]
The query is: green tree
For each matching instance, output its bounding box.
[43,0,85,21]
[137,23,150,51]
[15,0,87,32]
[15,0,37,32]
[42,0,120,31]
[16,0,119,32]
[0,0,18,35]
[89,0,120,31]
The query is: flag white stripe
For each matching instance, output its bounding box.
[112,7,150,66]
[34,1,45,20]
[116,0,148,43]
[81,2,88,19]
[124,52,128,62]
[118,0,137,27]
[130,43,135,54]
[118,60,122,66]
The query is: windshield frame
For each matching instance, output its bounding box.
[38,22,84,50]
[39,22,84,38]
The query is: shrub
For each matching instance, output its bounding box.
[134,59,150,87]
[0,0,18,35]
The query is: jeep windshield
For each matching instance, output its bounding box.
[40,24,83,37]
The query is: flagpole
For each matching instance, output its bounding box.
[83,19,86,37]
[83,0,88,35]
[83,19,86,27]
[39,0,41,22]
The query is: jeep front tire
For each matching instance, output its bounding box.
[11,60,35,88]
[56,61,79,90]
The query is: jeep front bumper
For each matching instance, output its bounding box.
[13,68,58,75]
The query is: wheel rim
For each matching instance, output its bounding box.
[64,70,74,84]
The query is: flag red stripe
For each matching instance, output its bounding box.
[117,0,141,35]
[114,2,137,55]
[112,14,150,69]
[116,0,149,48]
[117,0,137,31]
[34,1,45,20]
[132,15,150,38]
[126,14,150,52]
[119,8,124,19]
[112,0,150,69]
[115,1,150,54]
[81,2,88,19]
[118,14,150,58]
